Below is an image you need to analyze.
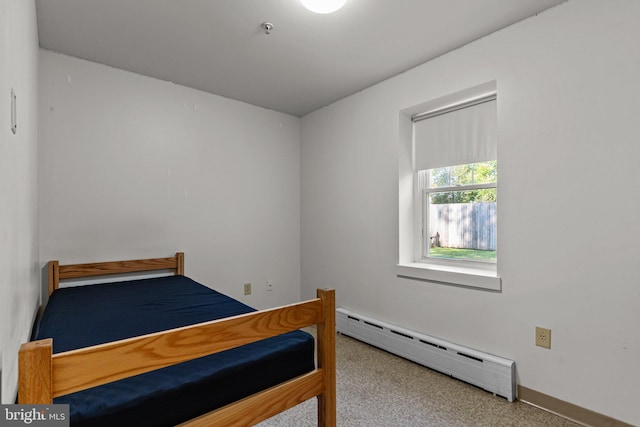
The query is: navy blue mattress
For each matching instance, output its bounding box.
[34,275,315,427]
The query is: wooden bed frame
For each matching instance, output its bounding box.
[18,252,336,427]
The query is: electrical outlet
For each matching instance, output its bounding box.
[244,283,252,296]
[266,280,273,291]
[536,327,551,349]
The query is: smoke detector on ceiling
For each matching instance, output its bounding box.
[261,22,274,35]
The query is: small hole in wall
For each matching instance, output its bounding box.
[11,88,17,135]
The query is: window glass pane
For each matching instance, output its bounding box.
[428,166,451,188]
[450,164,474,186]
[472,160,497,185]
[427,161,497,188]
[430,188,496,204]
[427,188,497,262]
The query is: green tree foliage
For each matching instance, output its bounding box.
[429,161,497,204]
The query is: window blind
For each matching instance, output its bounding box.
[413,95,496,171]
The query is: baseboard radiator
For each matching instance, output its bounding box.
[336,308,516,402]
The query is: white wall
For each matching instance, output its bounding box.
[0,0,39,403]
[301,0,640,424]
[39,51,301,309]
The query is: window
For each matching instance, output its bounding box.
[419,161,497,262]
[397,82,500,290]
[413,92,497,267]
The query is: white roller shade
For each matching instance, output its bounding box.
[414,97,496,171]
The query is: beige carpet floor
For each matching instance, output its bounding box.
[258,329,580,427]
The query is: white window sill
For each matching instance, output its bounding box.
[396,262,501,291]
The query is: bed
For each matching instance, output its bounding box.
[18,252,336,426]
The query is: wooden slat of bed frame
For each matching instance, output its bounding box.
[48,253,184,295]
[179,370,325,427]
[58,255,180,279]
[51,298,324,397]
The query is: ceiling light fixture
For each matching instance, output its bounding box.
[300,0,347,14]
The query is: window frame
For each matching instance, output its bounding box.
[396,81,501,291]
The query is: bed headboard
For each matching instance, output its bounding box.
[47,252,185,296]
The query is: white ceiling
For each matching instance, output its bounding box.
[36,0,566,117]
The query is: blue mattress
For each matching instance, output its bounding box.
[34,275,315,427]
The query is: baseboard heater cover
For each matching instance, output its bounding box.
[336,308,516,402]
